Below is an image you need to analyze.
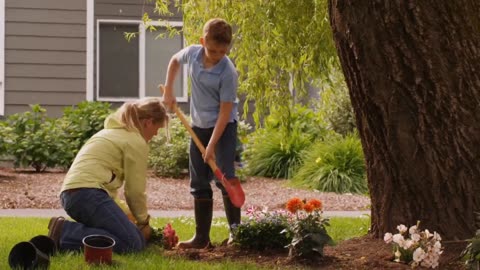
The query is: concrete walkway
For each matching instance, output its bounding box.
[0,209,370,218]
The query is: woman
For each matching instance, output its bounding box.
[47,97,168,253]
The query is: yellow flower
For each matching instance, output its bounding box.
[315,157,322,164]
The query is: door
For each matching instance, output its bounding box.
[0,0,5,115]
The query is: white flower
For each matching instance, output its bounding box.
[397,224,408,234]
[410,233,421,242]
[409,225,418,235]
[384,232,393,243]
[392,233,405,245]
[413,247,426,262]
[403,239,414,249]
[424,229,432,238]
[433,231,442,241]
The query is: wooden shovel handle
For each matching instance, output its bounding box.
[159,84,218,171]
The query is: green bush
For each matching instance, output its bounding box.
[149,116,190,178]
[317,68,356,136]
[0,121,13,157]
[56,101,112,168]
[243,129,311,179]
[5,105,64,172]
[233,207,291,251]
[292,133,367,194]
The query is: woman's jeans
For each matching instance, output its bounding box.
[59,188,145,253]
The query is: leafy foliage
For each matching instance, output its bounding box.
[56,101,112,168]
[4,105,63,172]
[317,68,356,136]
[149,115,190,178]
[292,133,367,194]
[242,105,324,179]
[0,121,13,157]
[152,0,338,126]
[243,129,310,179]
[461,212,480,270]
[233,207,292,251]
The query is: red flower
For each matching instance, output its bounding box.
[286,197,304,214]
[303,203,314,213]
[163,223,178,250]
[307,199,322,210]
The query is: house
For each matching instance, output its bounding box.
[0,0,187,118]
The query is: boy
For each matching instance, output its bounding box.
[162,18,240,249]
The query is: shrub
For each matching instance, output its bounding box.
[0,121,13,157]
[5,105,64,172]
[461,212,480,270]
[292,133,367,194]
[56,101,112,168]
[233,206,292,250]
[317,68,356,136]
[149,116,190,177]
[243,129,311,179]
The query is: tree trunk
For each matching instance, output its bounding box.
[328,0,480,240]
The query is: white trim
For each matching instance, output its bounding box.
[139,23,146,98]
[95,19,186,102]
[0,0,5,115]
[86,0,94,101]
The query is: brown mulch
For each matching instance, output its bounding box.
[0,167,370,211]
[0,167,466,269]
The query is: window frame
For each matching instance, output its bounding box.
[95,19,187,102]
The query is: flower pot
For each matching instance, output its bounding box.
[29,235,57,257]
[82,235,115,265]
[8,241,50,270]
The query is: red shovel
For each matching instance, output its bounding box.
[159,86,245,208]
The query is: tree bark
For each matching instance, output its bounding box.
[328,0,480,240]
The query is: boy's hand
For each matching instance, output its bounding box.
[160,84,177,112]
[204,144,216,163]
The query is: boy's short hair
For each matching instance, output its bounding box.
[203,18,232,45]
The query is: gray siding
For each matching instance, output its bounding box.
[4,0,87,117]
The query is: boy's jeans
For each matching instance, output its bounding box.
[59,188,145,253]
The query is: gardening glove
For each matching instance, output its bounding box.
[137,215,152,241]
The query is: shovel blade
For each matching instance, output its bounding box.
[214,169,245,208]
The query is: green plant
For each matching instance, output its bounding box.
[283,197,333,259]
[0,121,13,157]
[5,105,64,172]
[317,67,356,136]
[292,133,367,194]
[461,212,480,270]
[56,101,112,168]
[149,115,190,177]
[233,206,292,251]
[243,129,311,179]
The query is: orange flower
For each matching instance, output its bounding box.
[307,199,322,210]
[303,203,314,213]
[286,197,304,213]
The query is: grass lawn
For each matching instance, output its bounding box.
[0,216,370,269]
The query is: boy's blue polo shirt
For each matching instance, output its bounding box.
[176,45,238,128]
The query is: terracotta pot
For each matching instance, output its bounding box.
[8,241,50,269]
[82,235,115,265]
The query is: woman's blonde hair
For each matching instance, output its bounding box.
[117,97,168,134]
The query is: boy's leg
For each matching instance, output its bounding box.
[57,188,145,253]
[214,122,241,242]
[177,127,214,249]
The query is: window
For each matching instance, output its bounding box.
[96,20,186,102]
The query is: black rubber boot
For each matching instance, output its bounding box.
[177,199,213,249]
[223,196,241,245]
